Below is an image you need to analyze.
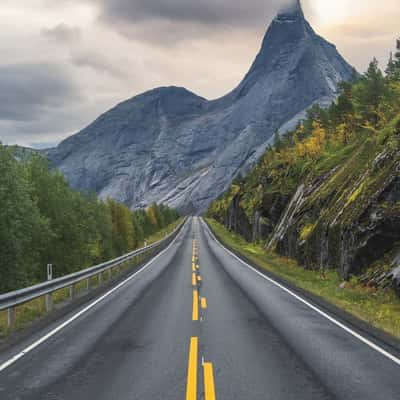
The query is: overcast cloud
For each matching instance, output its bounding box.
[0,0,398,147]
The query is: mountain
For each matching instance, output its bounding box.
[48,1,354,214]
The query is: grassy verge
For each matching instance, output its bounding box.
[0,218,183,338]
[206,218,400,339]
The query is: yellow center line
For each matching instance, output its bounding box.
[192,272,197,286]
[186,337,198,400]
[192,290,199,321]
[192,263,196,272]
[201,297,207,309]
[203,362,216,400]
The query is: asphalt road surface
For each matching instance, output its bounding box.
[0,217,399,399]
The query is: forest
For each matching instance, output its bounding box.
[0,147,179,294]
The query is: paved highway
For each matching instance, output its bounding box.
[0,217,399,399]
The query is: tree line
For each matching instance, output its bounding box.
[0,147,179,293]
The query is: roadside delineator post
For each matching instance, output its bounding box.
[69,284,75,300]
[45,264,53,313]
[7,307,16,330]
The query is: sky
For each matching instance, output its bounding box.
[0,0,398,148]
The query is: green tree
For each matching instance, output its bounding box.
[107,199,135,255]
[354,58,386,128]
[0,147,51,291]
[273,131,283,151]
[386,52,396,78]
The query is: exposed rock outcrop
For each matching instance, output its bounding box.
[225,195,253,242]
[253,193,291,241]
[269,146,400,279]
[217,131,400,292]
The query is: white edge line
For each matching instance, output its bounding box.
[201,218,400,367]
[0,223,186,374]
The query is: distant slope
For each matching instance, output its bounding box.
[49,1,354,213]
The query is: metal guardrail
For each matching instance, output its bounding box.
[0,219,186,329]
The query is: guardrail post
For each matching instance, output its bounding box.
[98,272,102,285]
[45,264,53,312]
[108,268,112,280]
[86,278,90,290]
[7,307,16,330]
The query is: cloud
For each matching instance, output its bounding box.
[0,63,81,122]
[97,0,294,43]
[42,23,81,43]
[70,49,129,80]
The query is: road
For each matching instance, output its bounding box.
[0,217,399,399]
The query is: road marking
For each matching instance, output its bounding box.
[0,222,186,374]
[186,337,198,400]
[193,290,199,321]
[192,263,196,272]
[203,362,216,400]
[201,219,400,368]
[192,272,197,287]
[201,297,207,309]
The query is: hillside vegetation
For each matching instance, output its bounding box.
[208,41,400,293]
[0,146,179,294]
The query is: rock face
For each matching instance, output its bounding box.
[271,150,400,279]
[220,135,400,283]
[48,1,353,214]
[225,194,253,242]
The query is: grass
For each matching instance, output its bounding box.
[0,219,183,339]
[206,218,400,339]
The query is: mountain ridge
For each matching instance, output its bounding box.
[49,1,354,213]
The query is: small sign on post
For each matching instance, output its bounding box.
[45,264,53,312]
[47,264,53,281]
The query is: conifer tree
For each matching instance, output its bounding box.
[386,52,396,78]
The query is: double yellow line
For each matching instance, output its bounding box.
[186,337,198,400]
[192,291,207,321]
[203,362,216,400]
[187,239,216,400]
[186,337,216,400]
[192,290,199,321]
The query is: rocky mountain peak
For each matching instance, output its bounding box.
[276,0,304,21]
[49,4,354,214]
